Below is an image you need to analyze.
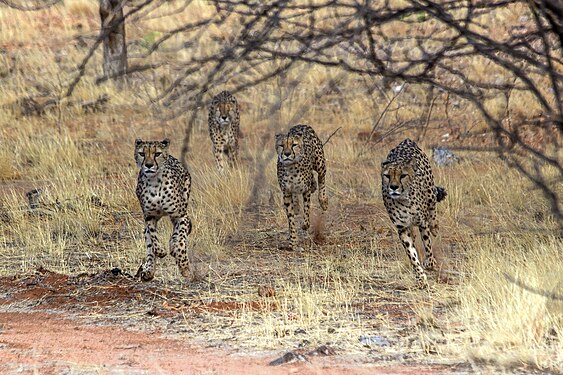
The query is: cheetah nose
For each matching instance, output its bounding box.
[283,150,292,157]
[221,115,228,121]
[389,184,399,191]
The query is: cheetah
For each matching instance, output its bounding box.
[135,138,192,281]
[208,90,240,172]
[276,125,328,251]
[381,138,447,287]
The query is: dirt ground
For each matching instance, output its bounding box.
[0,311,454,375]
[0,268,467,375]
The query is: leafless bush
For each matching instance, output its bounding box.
[3,0,561,222]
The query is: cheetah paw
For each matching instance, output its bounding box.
[135,264,155,282]
[424,257,436,271]
[415,274,429,289]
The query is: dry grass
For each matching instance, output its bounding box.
[0,1,561,373]
[456,236,562,371]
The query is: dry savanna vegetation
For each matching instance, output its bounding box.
[0,0,562,373]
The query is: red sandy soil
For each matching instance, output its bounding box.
[0,311,450,375]
[0,268,453,374]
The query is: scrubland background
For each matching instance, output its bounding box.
[0,0,561,372]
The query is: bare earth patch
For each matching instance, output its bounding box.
[0,268,464,374]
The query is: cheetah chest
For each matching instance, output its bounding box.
[211,123,235,141]
[279,165,313,195]
[383,196,418,226]
[137,177,183,217]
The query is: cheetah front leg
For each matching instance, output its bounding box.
[283,193,300,251]
[227,138,239,168]
[170,216,192,277]
[419,224,436,271]
[141,216,164,281]
[213,145,227,173]
[398,227,428,288]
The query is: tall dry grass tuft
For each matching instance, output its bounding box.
[455,236,563,371]
[0,150,21,180]
[188,165,253,258]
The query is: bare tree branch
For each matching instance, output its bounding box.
[0,0,62,11]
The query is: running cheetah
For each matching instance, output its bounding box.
[276,125,328,251]
[208,90,240,172]
[381,139,447,287]
[135,138,192,281]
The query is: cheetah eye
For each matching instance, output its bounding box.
[383,174,390,179]
[400,173,408,179]
[155,152,162,157]
[139,152,145,157]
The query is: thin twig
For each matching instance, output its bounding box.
[365,83,406,146]
[323,127,342,146]
[419,92,438,141]
[0,0,62,11]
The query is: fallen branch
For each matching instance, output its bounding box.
[504,272,563,301]
[15,94,110,116]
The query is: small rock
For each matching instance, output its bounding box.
[268,351,307,366]
[110,267,123,276]
[258,285,276,298]
[26,188,43,209]
[146,308,160,316]
[359,335,390,347]
[298,339,310,348]
[432,146,460,167]
[308,344,336,356]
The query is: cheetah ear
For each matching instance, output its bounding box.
[161,138,171,148]
[275,133,284,142]
[381,160,390,168]
[135,138,143,146]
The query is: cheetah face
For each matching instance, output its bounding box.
[135,139,170,176]
[214,101,234,126]
[275,133,303,165]
[381,161,414,199]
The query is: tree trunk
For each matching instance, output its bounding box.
[99,0,127,83]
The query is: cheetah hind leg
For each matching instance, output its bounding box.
[170,216,192,277]
[316,170,328,211]
[302,191,311,231]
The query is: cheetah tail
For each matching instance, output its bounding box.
[434,186,447,203]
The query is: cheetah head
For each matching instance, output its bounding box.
[135,138,170,176]
[381,160,415,199]
[213,99,236,126]
[275,132,303,165]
